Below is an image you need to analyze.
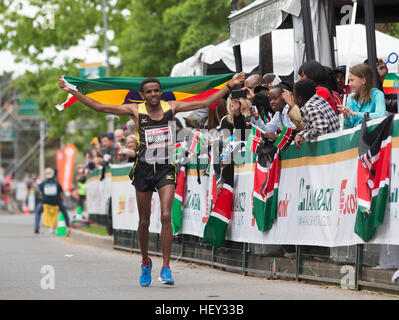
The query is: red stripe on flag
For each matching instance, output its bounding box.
[64,96,78,109]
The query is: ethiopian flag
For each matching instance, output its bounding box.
[56,74,233,111]
[382,73,399,95]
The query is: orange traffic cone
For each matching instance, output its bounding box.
[24,204,30,215]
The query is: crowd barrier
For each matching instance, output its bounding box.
[86,115,399,293]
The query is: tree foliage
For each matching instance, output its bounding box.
[0,0,231,146]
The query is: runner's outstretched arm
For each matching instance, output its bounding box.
[171,72,245,114]
[58,76,138,118]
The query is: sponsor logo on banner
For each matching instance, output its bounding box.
[297,178,334,227]
[297,178,334,212]
[278,193,291,218]
[337,179,357,226]
[184,190,201,211]
[127,196,136,214]
[118,194,126,214]
[232,192,246,226]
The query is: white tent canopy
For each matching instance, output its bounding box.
[170,24,399,77]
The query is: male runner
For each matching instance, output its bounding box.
[59,72,245,286]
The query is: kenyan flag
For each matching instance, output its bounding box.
[263,150,280,231]
[171,165,186,234]
[203,163,234,248]
[274,126,296,151]
[252,155,268,231]
[246,125,262,153]
[189,130,203,154]
[355,115,394,242]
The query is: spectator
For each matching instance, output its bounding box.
[298,60,339,115]
[338,63,386,129]
[375,58,397,113]
[114,128,124,144]
[293,79,340,148]
[262,73,282,91]
[126,119,136,136]
[118,134,137,163]
[219,97,252,141]
[324,66,343,106]
[249,84,296,141]
[244,74,263,90]
[205,99,228,130]
[334,65,347,96]
[99,133,118,164]
[253,91,273,124]
[34,167,70,235]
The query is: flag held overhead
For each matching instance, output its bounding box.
[56,74,234,111]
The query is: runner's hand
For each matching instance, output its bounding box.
[59,76,75,94]
[229,72,246,87]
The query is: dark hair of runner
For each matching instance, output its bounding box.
[140,78,162,92]
[293,79,316,102]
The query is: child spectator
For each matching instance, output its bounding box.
[338,63,386,129]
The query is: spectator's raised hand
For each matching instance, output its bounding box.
[281,89,295,109]
[376,58,388,81]
[243,87,255,101]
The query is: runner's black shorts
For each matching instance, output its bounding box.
[129,160,177,192]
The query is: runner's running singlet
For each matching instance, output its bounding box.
[136,101,174,164]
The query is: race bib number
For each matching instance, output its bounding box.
[43,184,57,196]
[144,126,172,149]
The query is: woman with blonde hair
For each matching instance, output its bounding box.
[338,63,386,129]
[219,97,252,141]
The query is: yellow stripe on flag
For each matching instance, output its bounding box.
[87,90,130,105]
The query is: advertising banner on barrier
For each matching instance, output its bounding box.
[87,115,399,246]
[86,167,112,216]
[60,143,76,192]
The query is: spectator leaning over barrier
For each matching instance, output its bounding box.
[219,96,252,142]
[253,86,273,124]
[299,60,339,115]
[99,133,118,165]
[324,66,343,106]
[293,79,340,149]
[250,83,297,141]
[338,63,386,129]
[118,134,137,163]
[114,128,124,144]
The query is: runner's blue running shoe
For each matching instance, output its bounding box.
[159,266,175,285]
[140,260,152,287]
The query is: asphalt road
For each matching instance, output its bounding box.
[1,213,397,301]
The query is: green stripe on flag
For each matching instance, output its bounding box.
[202,215,228,248]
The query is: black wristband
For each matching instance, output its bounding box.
[226,83,233,92]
